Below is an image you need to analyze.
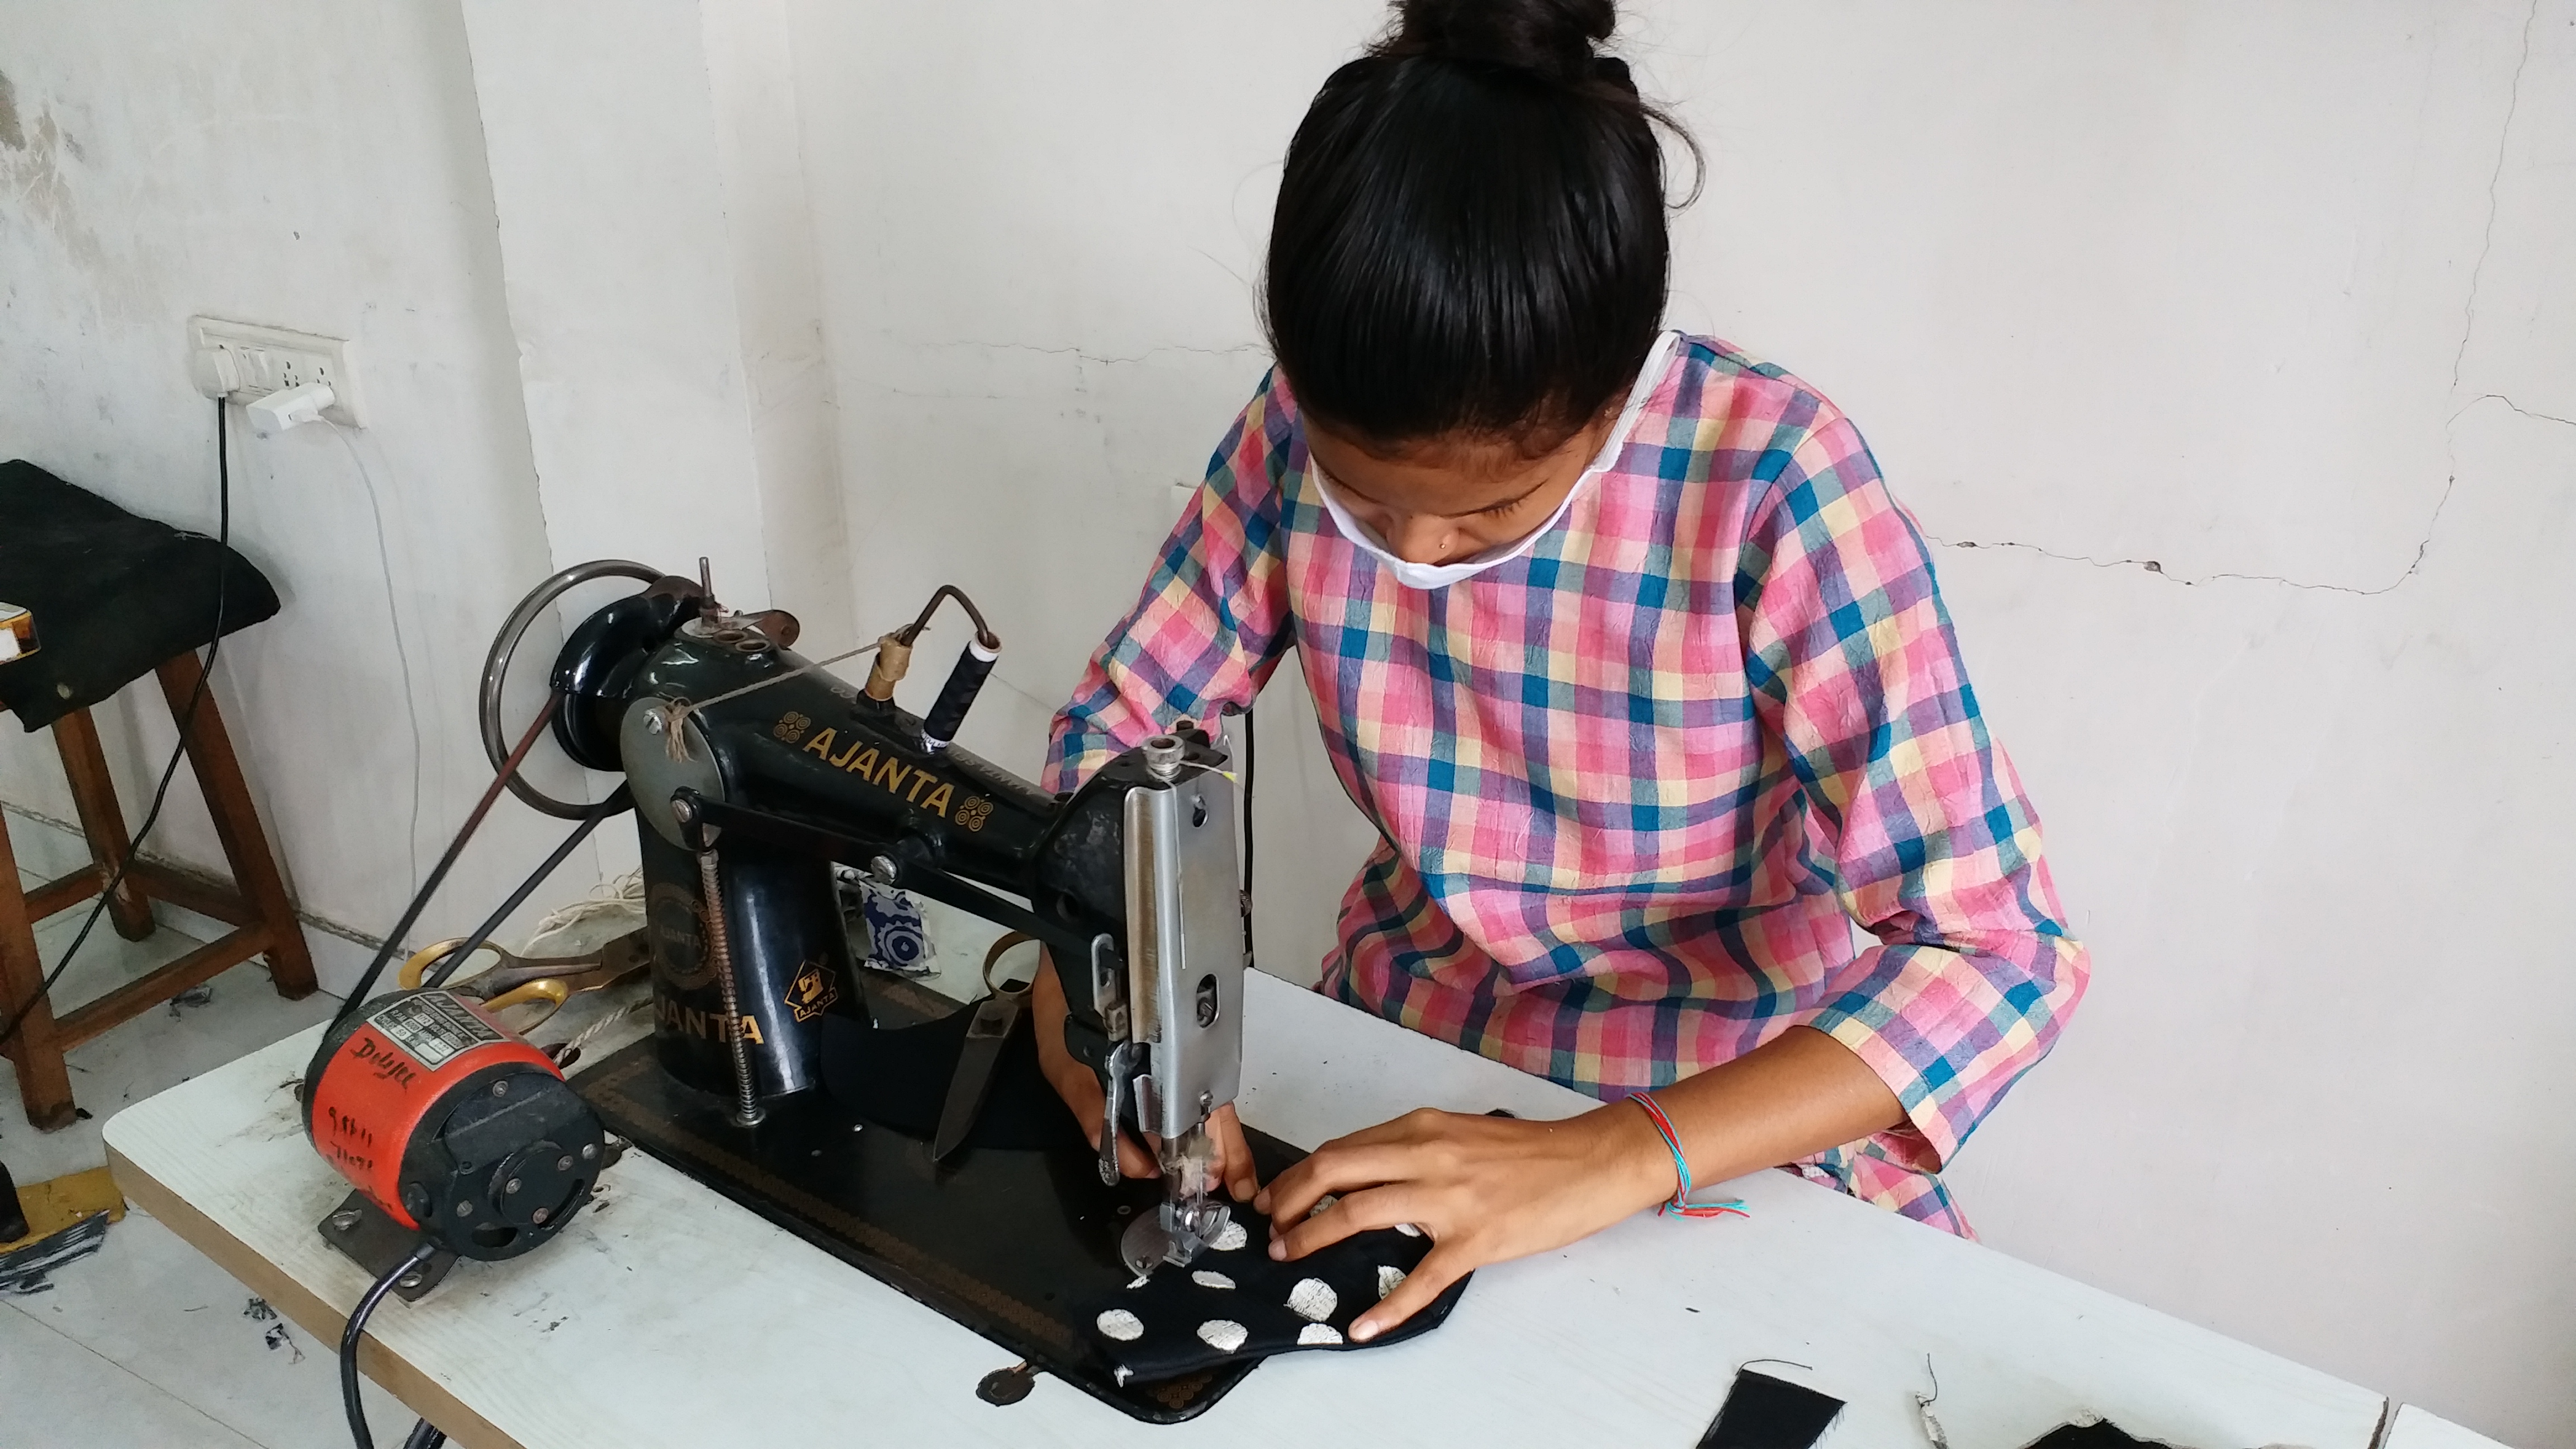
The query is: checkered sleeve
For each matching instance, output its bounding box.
[1737,408,2089,1168]
[1043,373,1298,792]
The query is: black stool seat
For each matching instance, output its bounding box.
[0,460,279,732]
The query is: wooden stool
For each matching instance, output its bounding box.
[0,459,314,1131]
[0,659,317,1129]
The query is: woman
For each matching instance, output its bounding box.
[1031,0,2087,1344]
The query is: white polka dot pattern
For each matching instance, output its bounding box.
[1196,1319,1249,1353]
[1210,1220,1248,1252]
[1298,1323,1343,1346]
[1286,1278,1337,1322]
[1191,1270,1235,1290]
[1394,1222,1422,1237]
[1095,1308,1144,1342]
[1376,1265,1406,1300]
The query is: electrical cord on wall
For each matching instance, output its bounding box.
[327,423,426,891]
[0,397,235,1058]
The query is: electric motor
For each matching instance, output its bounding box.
[303,988,606,1260]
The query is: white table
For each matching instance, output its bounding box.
[106,972,2390,1448]
[2384,1405,2515,1449]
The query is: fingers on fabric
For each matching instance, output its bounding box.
[1255,1139,1416,1228]
[1352,1243,1469,1342]
[1270,1183,1432,1262]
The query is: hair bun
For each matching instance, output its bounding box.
[1388,0,1617,85]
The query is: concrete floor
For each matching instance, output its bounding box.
[1,884,411,1449]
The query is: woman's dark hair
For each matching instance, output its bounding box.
[1263,0,1694,452]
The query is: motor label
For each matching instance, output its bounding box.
[368,991,507,1071]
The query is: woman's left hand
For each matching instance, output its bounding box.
[1253,1104,1675,1341]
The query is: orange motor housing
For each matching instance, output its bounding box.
[304,988,606,1260]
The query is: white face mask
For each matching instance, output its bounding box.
[1308,331,1680,590]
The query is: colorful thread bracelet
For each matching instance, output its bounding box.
[1626,1092,1749,1220]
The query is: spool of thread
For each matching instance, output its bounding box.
[921,636,1000,751]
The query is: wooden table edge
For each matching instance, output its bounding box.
[107,1143,525,1449]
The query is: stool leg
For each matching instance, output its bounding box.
[51,707,157,943]
[0,809,78,1130]
[154,652,319,1001]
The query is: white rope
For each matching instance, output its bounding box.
[552,992,649,1063]
[518,869,644,954]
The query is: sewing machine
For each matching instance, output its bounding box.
[547,565,1244,1255]
[476,561,1257,1414]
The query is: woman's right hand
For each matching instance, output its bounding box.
[1033,947,1261,1200]
[1033,946,1158,1179]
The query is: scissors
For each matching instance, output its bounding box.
[399,929,652,1032]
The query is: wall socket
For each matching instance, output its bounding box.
[187,316,366,428]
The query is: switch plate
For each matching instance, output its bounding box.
[187,316,366,427]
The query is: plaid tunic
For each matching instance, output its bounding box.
[1046,337,2087,1234]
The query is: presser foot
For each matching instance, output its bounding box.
[1120,1119,1233,1277]
[1120,1197,1233,1280]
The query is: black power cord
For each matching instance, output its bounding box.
[339,1239,437,1449]
[0,397,234,1058]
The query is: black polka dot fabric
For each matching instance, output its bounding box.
[1078,1210,1470,1387]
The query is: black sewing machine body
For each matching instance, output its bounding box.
[537,581,1261,1420]
[546,584,1238,1100]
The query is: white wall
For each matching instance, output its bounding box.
[784,2,2575,1442]
[455,0,856,645]
[0,2,580,985]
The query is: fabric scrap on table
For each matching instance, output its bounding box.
[1698,1368,1844,1448]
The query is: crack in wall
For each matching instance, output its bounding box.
[1942,2,2557,601]
[2450,0,2542,394]
[2471,391,2576,430]
[1929,515,2444,598]
[1933,391,2573,595]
